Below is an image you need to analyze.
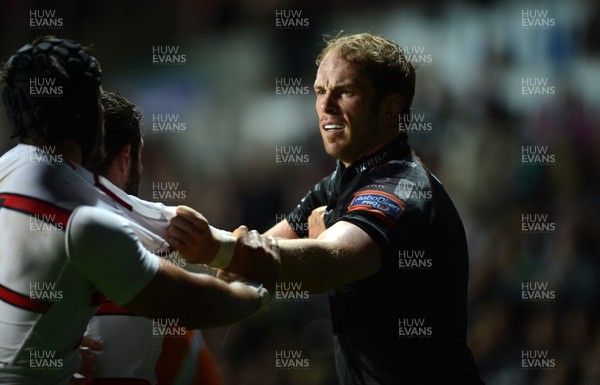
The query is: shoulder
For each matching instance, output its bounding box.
[348,154,434,221]
[362,155,431,198]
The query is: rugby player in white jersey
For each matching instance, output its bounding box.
[83,91,222,385]
[0,36,278,385]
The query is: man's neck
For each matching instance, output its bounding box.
[55,142,82,164]
[341,131,400,168]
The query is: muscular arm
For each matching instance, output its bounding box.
[265,219,381,294]
[264,219,299,239]
[67,206,265,330]
[124,262,261,329]
[169,207,280,290]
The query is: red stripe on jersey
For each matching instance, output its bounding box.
[65,159,77,170]
[0,194,81,314]
[0,282,52,314]
[0,193,71,229]
[96,301,137,316]
[0,193,67,313]
[94,174,133,212]
[91,379,151,385]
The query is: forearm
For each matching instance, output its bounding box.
[277,239,347,294]
[264,219,298,239]
[275,221,382,294]
[68,206,266,329]
[125,261,261,329]
[171,273,260,329]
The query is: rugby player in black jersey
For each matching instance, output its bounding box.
[247,32,483,385]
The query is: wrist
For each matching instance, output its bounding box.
[233,281,271,313]
[208,226,236,269]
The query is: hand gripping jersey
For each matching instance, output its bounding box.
[0,144,174,384]
[287,137,484,385]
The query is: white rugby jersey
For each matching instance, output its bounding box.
[82,178,212,384]
[0,144,174,384]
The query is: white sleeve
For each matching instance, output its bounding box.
[65,206,160,306]
[126,195,170,236]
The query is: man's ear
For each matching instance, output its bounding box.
[115,144,132,175]
[381,93,403,125]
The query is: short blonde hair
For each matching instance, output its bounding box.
[316,32,415,118]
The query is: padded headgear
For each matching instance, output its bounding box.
[1,37,102,150]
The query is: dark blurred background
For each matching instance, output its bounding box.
[1,0,599,384]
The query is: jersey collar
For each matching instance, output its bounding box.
[337,136,410,178]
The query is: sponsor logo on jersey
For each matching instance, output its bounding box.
[354,152,388,173]
[347,190,404,225]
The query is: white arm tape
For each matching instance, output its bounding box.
[208,226,237,269]
[163,206,236,269]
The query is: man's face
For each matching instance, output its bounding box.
[124,138,143,196]
[314,52,389,166]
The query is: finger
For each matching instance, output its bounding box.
[166,234,190,256]
[79,348,95,370]
[169,215,205,238]
[174,205,205,220]
[76,349,96,384]
[248,229,261,247]
[172,206,209,231]
[268,236,279,254]
[167,225,199,249]
[258,234,270,251]
[233,225,248,238]
[217,270,239,282]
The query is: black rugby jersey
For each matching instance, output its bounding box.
[287,136,484,385]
